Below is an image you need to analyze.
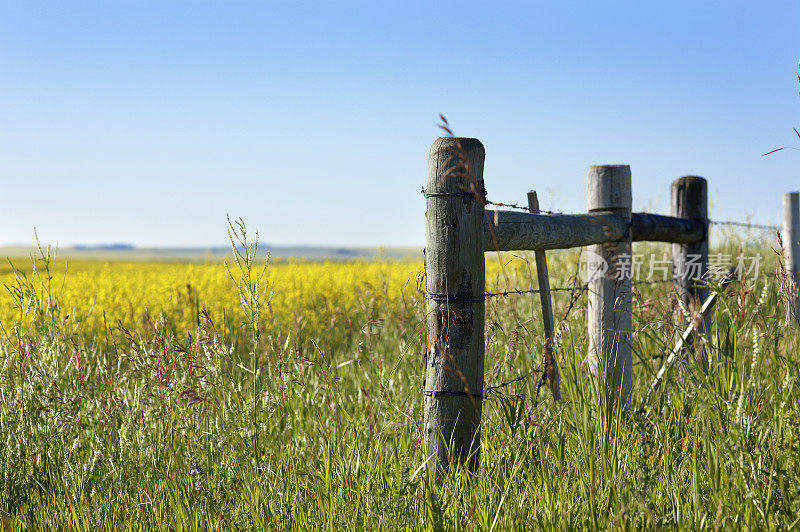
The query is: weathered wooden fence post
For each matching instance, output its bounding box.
[671,176,709,366]
[587,165,632,405]
[424,137,486,475]
[783,191,800,323]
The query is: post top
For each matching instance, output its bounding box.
[672,175,707,187]
[527,190,540,211]
[427,137,486,198]
[587,165,632,211]
[429,137,484,155]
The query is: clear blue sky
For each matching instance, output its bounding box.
[1,1,798,247]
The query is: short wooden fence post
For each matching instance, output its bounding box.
[671,176,709,367]
[586,165,633,405]
[424,137,486,475]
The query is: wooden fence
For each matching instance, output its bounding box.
[423,136,800,475]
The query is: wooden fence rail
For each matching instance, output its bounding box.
[423,136,798,477]
[485,211,704,251]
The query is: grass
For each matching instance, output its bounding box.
[0,230,798,529]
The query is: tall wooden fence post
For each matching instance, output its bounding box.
[783,191,800,323]
[424,137,486,475]
[587,165,633,405]
[671,176,709,367]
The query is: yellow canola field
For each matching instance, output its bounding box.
[0,259,422,337]
[0,254,572,340]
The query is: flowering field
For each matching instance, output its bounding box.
[0,258,423,343]
[0,252,585,350]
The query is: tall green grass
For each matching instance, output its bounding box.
[0,234,798,530]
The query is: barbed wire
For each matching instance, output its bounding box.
[421,189,475,199]
[482,199,530,210]
[484,199,572,216]
[421,370,543,400]
[420,187,572,216]
[709,219,780,231]
[424,286,580,302]
[484,372,541,398]
[420,187,483,200]
[484,286,578,298]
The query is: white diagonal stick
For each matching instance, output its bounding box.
[642,272,735,411]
